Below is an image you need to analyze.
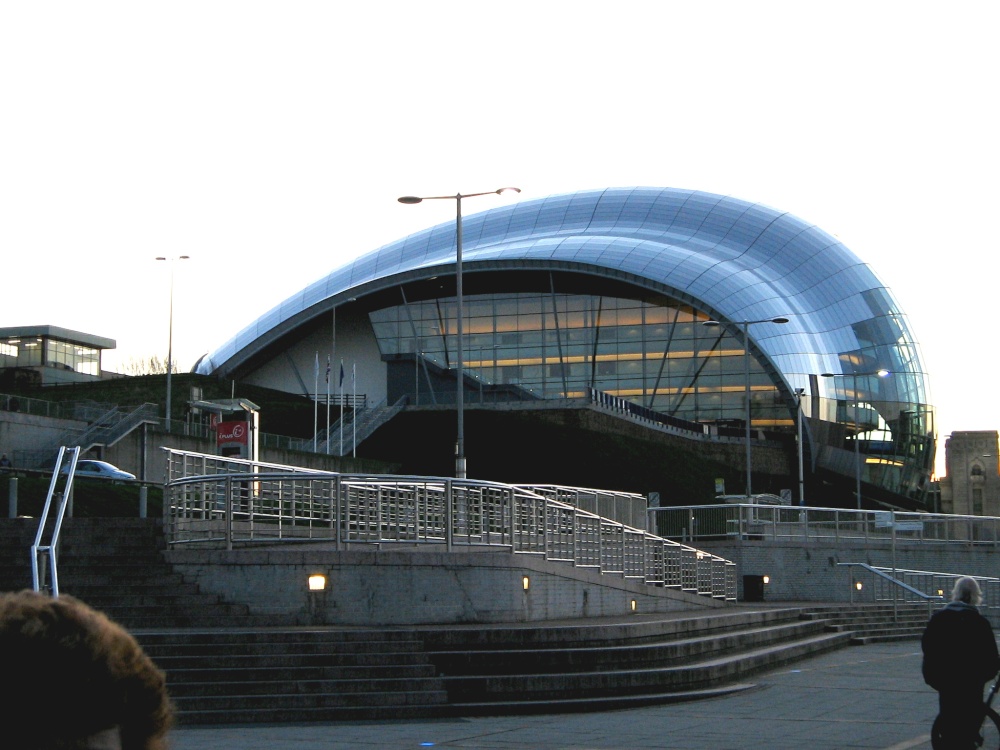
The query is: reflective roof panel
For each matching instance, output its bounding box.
[195,186,929,411]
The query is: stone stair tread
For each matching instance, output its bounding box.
[160,662,439,678]
[171,687,450,710]
[169,675,445,696]
[174,702,451,725]
[449,681,759,715]
[427,620,831,673]
[443,631,850,699]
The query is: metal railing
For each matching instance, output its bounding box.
[30,446,80,596]
[514,484,648,531]
[162,449,736,601]
[837,563,1000,627]
[651,503,1000,547]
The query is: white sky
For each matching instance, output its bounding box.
[2,2,997,479]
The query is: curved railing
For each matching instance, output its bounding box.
[162,449,736,601]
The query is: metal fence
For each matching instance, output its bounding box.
[838,563,1000,627]
[162,449,736,601]
[651,503,1000,547]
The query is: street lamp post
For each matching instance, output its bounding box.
[795,387,806,505]
[821,369,891,509]
[155,255,190,432]
[703,316,789,498]
[398,188,521,479]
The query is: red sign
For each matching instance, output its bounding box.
[217,420,249,447]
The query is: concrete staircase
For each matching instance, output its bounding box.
[413,607,852,715]
[0,517,934,725]
[799,602,932,645]
[138,628,451,724]
[0,517,297,629]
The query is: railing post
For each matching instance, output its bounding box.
[445,479,454,552]
[7,476,17,518]
[225,475,233,551]
[376,485,383,544]
[572,506,578,567]
[335,475,342,550]
[542,497,549,560]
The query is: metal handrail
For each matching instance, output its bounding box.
[651,503,1000,547]
[837,562,949,624]
[30,446,80,596]
[161,448,737,601]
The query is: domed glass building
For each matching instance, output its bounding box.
[195,187,935,507]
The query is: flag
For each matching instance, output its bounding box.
[314,352,319,381]
[339,361,345,388]
[325,355,330,384]
[352,362,356,386]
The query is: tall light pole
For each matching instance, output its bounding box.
[155,255,190,432]
[821,369,891,509]
[398,188,521,479]
[795,387,806,505]
[704,316,789,498]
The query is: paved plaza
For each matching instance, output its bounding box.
[169,640,939,750]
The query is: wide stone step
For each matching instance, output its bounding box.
[136,628,430,647]
[155,650,435,672]
[849,630,926,645]
[175,698,452,725]
[418,607,808,650]
[113,613,300,629]
[443,631,850,707]
[144,640,430,661]
[168,670,441,694]
[428,619,830,675]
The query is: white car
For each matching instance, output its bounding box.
[63,460,136,481]
[717,493,788,506]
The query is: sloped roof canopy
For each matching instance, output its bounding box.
[196,187,928,410]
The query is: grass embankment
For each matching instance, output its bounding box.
[3,473,162,519]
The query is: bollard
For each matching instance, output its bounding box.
[139,485,148,519]
[7,476,17,518]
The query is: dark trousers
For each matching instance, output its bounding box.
[938,686,986,749]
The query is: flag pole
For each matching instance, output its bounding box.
[325,355,331,454]
[339,359,345,456]
[312,352,319,452]
[352,362,357,458]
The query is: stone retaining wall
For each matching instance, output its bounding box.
[165,546,723,626]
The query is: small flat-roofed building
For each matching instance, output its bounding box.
[0,325,117,387]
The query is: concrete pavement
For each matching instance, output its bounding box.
[168,640,940,750]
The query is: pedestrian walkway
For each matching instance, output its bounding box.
[169,641,939,750]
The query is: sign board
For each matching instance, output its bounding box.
[893,521,924,532]
[873,511,894,529]
[647,492,660,508]
[217,420,250,459]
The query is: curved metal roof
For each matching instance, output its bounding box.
[195,187,927,409]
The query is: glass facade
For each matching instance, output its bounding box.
[371,291,788,426]
[0,334,101,376]
[198,187,936,505]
